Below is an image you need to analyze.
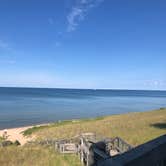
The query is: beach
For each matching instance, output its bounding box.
[0,126,35,145]
[0,109,165,166]
[0,123,49,145]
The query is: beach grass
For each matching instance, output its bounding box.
[24,108,166,146]
[0,108,166,166]
[0,136,4,143]
[0,145,81,166]
[23,117,104,136]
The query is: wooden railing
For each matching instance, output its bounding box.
[98,134,166,166]
[87,137,132,166]
[27,134,166,166]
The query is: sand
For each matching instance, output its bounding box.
[0,126,35,145]
[0,123,50,145]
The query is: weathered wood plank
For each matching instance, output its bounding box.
[99,134,166,166]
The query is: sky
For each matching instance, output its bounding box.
[0,0,166,90]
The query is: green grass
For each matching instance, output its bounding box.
[23,117,105,136]
[25,108,166,146]
[0,145,81,166]
[0,108,166,166]
[0,137,3,142]
[0,136,4,143]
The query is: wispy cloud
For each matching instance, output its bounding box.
[0,39,24,56]
[0,40,10,49]
[67,0,104,32]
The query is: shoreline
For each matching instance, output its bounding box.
[0,122,51,130]
[0,123,50,145]
[0,108,165,145]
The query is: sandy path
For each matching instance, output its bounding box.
[0,126,35,145]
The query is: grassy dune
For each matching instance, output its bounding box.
[0,145,81,166]
[26,108,166,146]
[0,108,166,166]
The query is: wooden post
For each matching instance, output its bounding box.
[86,151,89,166]
[80,138,84,163]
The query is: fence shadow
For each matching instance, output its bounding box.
[150,123,166,129]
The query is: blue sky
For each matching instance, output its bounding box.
[0,0,166,90]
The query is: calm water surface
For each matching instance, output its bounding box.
[0,87,166,129]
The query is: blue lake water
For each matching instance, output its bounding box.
[0,87,166,129]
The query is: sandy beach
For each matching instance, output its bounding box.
[0,126,35,145]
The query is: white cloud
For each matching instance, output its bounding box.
[67,0,104,32]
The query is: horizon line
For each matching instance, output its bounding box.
[0,86,165,92]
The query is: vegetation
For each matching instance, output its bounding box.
[0,136,21,147]
[23,117,104,136]
[0,108,166,166]
[25,108,166,146]
[0,136,4,143]
[0,145,81,166]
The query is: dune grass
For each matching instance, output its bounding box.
[0,108,166,166]
[23,117,104,136]
[0,145,81,166]
[0,136,4,143]
[25,108,166,146]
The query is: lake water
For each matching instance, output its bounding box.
[0,87,166,129]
